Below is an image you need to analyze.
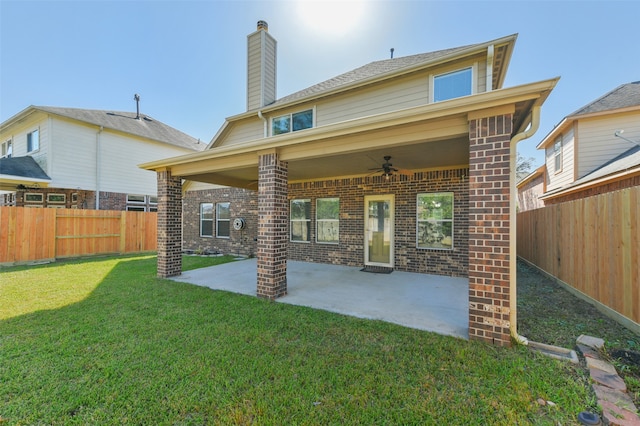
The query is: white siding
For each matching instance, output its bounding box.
[576,111,640,178]
[49,119,97,189]
[545,126,575,191]
[0,114,50,173]
[98,131,196,195]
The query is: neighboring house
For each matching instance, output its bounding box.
[0,106,204,209]
[535,81,640,204]
[516,165,545,211]
[141,21,558,346]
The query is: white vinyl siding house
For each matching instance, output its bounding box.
[1,105,203,209]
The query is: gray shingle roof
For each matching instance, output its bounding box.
[271,43,485,106]
[34,106,205,151]
[571,81,640,116]
[0,156,51,180]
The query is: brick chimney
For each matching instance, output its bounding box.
[247,20,277,111]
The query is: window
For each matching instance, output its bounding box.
[27,129,39,152]
[200,203,213,237]
[554,136,563,173]
[149,196,158,205]
[216,202,230,238]
[417,192,454,250]
[272,109,313,135]
[433,67,472,102]
[126,194,146,204]
[1,140,12,158]
[290,199,311,242]
[316,198,339,244]
[47,193,66,204]
[25,193,43,203]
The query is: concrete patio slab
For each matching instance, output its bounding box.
[171,258,469,339]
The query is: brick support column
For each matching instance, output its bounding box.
[257,151,288,299]
[157,168,182,278]
[468,113,513,346]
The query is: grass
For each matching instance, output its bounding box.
[517,260,640,405]
[0,255,604,424]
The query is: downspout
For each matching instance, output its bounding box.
[257,110,268,137]
[95,126,103,209]
[486,45,494,92]
[510,105,541,345]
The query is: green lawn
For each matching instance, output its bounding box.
[1,255,595,424]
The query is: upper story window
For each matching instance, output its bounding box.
[433,67,473,102]
[554,135,563,173]
[272,109,314,136]
[1,140,12,158]
[27,129,39,152]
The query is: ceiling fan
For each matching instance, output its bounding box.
[369,156,412,179]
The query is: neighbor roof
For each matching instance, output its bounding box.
[570,81,640,116]
[0,156,51,181]
[537,81,640,149]
[2,106,205,152]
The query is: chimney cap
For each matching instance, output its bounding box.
[257,20,268,31]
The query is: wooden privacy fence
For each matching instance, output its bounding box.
[517,187,639,326]
[0,207,157,265]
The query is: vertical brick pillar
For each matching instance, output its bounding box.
[157,168,182,278]
[257,151,288,299]
[468,113,513,346]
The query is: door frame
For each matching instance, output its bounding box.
[364,194,395,268]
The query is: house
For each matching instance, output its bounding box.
[0,105,204,210]
[516,165,545,211]
[140,21,558,346]
[535,81,640,204]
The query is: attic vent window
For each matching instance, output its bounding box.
[272,109,314,136]
[433,67,473,102]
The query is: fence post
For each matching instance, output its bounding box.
[120,211,127,254]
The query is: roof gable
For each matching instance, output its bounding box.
[5,106,205,152]
[256,34,516,112]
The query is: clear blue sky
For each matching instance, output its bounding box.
[1,0,638,167]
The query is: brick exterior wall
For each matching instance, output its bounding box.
[183,187,258,256]
[14,187,95,209]
[12,188,158,211]
[157,170,182,278]
[468,114,513,346]
[544,174,640,205]
[184,167,469,277]
[256,152,288,299]
[287,169,469,276]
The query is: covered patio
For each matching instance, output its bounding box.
[171,259,469,339]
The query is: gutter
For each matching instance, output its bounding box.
[96,126,103,209]
[510,105,541,345]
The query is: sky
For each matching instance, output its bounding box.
[1,0,639,168]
